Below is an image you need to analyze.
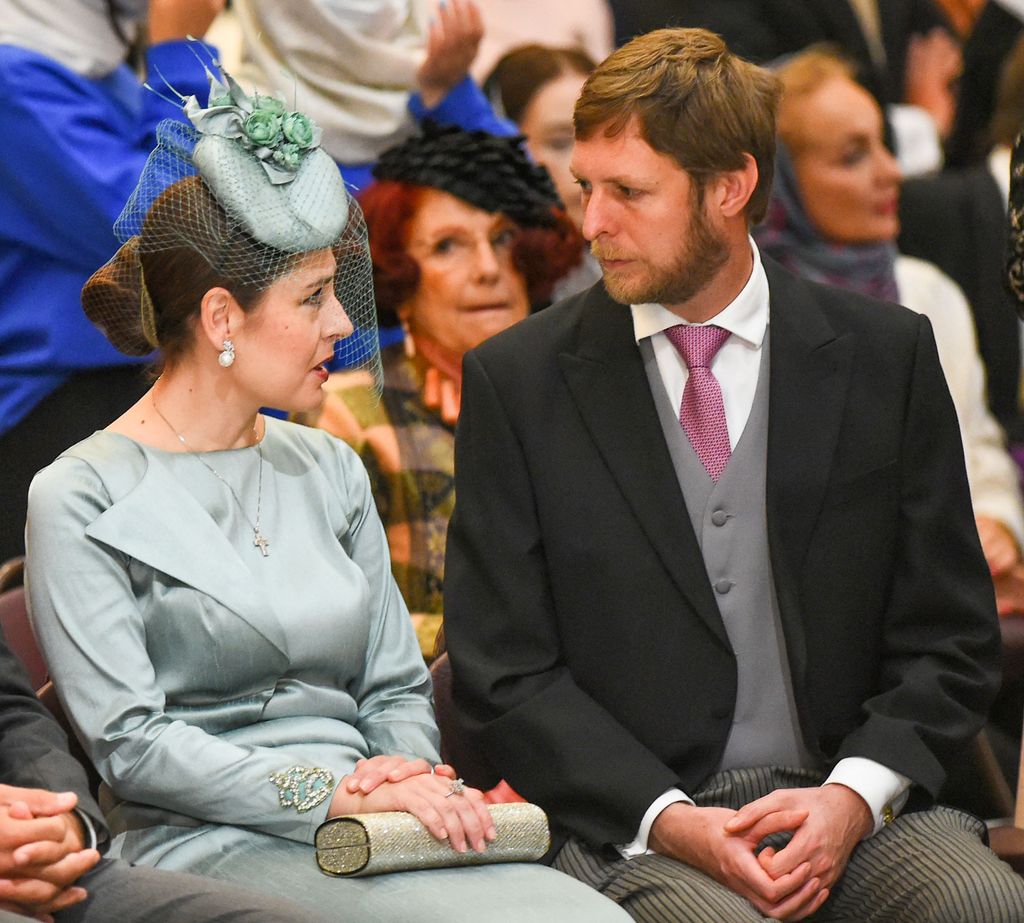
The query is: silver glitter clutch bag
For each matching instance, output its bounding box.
[314,802,550,877]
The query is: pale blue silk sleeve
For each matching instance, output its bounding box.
[25,429,439,845]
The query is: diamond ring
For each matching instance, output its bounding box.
[444,778,466,797]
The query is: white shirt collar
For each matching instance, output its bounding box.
[630,238,770,347]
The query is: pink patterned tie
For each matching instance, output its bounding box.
[664,324,732,480]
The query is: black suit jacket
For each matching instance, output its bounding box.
[0,635,106,841]
[445,259,1000,848]
[899,165,1024,442]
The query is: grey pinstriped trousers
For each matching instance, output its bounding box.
[553,767,1024,922]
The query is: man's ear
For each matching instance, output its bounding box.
[198,287,246,353]
[711,153,759,218]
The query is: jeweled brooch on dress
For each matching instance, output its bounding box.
[269,766,335,813]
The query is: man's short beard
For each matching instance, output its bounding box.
[599,199,729,307]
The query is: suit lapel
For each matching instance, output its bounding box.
[764,263,854,683]
[82,443,290,659]
[558,289,729,648]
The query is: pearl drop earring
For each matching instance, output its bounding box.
[218,338,236,368]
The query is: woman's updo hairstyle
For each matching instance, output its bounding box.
[83,175,282,363]
[774,46,857,155]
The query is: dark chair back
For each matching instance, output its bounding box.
[0,557,47,690]
[0,555,100,796]
[0,556,24,593]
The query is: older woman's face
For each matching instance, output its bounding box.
[400,188,530,356]
[784,76,902,245]
[520,71,588,231]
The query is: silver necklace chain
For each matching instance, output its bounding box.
[151,402,270,557]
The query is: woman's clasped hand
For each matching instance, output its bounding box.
[336,757,495,853]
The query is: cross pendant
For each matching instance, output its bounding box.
[253,531,270,557]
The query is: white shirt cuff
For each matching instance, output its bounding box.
[73,807,98,850]
[824,757,912,836]
[888,103,943,177]
[616,788,693,859]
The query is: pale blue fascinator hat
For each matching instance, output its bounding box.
[83,58,381,389]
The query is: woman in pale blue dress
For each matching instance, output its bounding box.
[24,63,627,923]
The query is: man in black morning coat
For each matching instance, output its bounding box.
[444,27,1024,923]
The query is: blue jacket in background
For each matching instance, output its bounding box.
[0,40,216,437]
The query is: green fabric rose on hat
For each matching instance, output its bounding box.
[185,71,327,184]
[244,108,283,148]
[253,93,285,114]
[273,142,302,171]
[282,112,316,149]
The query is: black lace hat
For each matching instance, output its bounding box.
[372,122,562,227]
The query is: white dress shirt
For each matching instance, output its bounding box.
[618,240,910,858]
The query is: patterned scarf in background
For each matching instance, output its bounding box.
[1005,127,1024,319]
[410,333,463,425]
[752,141,900,303]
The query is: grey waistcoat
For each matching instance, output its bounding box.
[641,334,817,773]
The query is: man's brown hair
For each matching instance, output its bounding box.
[574,28,781,223]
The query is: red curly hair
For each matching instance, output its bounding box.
[358,179,584,327]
